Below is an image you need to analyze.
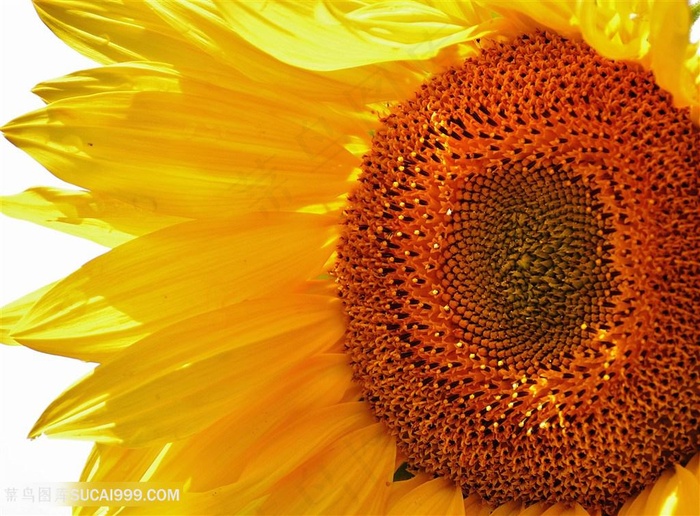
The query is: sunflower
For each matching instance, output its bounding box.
[2,0,699,515]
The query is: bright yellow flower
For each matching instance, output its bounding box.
[2,1,699,515]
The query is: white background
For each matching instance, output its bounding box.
[1,2,101,515]
[1,2,699,516]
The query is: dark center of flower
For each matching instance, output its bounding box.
[335,31,699,515]
[442,163,618,369]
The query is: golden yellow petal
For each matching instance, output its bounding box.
[80,444,169,483]
[618,481,653,516]
[145,0,399,107]
[1,282,56,345]
[1,187,184,247]
[72,443,172,515]
[216,0,495,71]
[423,0,500,25]
[31,61,370,140]
[239,402,375,488]
[622,468,677,516]
[672,459,700,516]
[41,60,385,166]
[260,423,396,514]
[386,472,434,507]
[32,0,223,67]
[483,0,578,37]
[28,295,344,446]
[31,0,439,114]
[516,501,553,516]
[648,1,699,110]
[540,501,592,516]
[146,354,353,490]
[388,476,465,516]
[461,495,595,516]
[11,214,335,361]
[463,492,494,516]
[3,67,354,219]
[64,355,354,514]
[176,402,376,514]
[31,62,185,104]
[576,0,650,60]
[490,500,523,516]
[619,452,700,516]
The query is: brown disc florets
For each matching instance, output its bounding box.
[335,31,699,515]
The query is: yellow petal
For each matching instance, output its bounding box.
[3,66,353,220]
[31,62,186,104]
[386,471,434,507]
[577,0,650,61]
[65,354,354,516]
[144,354,354,490]
[619,452,700,516]
[1,187,184,247]
[80,443,169,483]
[11,213,335,361]
[540,501,591,516]
[490,500,523,516]
[649,1,698,109]
[423,0,500,25]
[29,295,344,446]
[30,61,370,140]
[178,402,377,514]
[32,0,224,67]
[671,459,700,516]
[463,492,493,516]
[388,476,465,515]
[260,422,396,515]
[483,0,577,37]
[73,443,172,515]
[216,0,495,71]
[516,501,552,516]
[661,466,695,516]
[34,0,350,96]
[1,282,56,345]
[239,402,376,490]
[619,478,653,516]
[31,0,439,112]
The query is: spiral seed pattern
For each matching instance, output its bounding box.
[336,32,699,515]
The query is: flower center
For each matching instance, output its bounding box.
[335,32,699,515]
[441,162,617,369]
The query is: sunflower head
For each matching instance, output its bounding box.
[2,1,699,515]
[336,27,699,514]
